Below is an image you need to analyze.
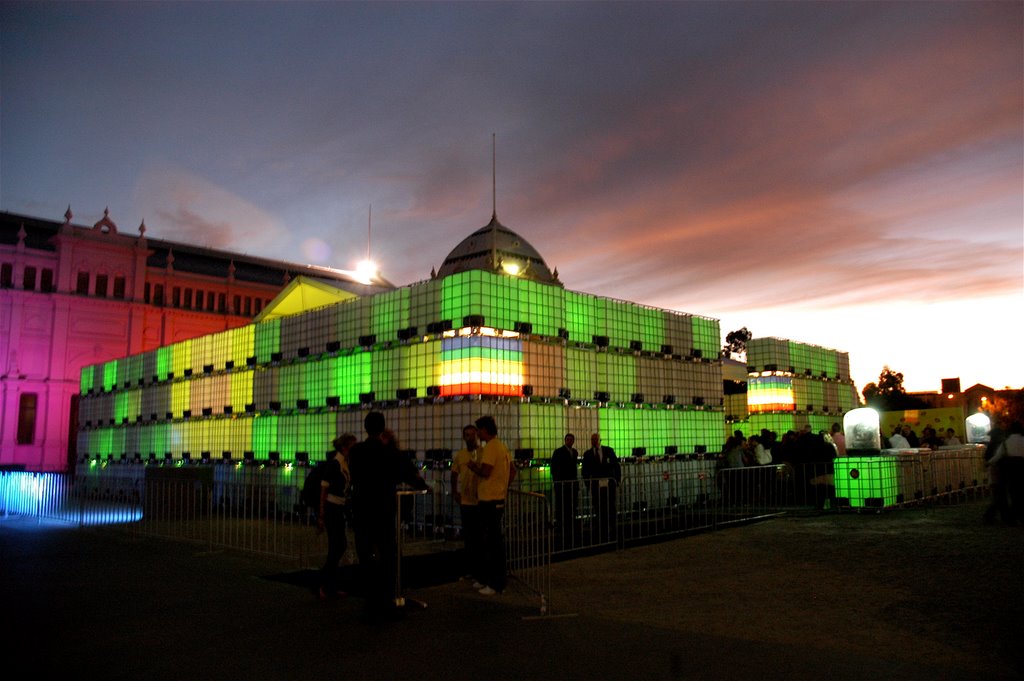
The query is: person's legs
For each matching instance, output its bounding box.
[490,501,507,591]
[1005,459,1024,525]
[553,483,566,547]
[568,482,580,546]
[319,504,347,597]
[460,504,480,579]
[477,500,507,592]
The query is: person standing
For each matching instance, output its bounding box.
[550,433,580,549]
[582,432,621,543]
[318,433,356,600]
[982,426,1008,525]
[830,423,846,457]
[987,421,1024,526]
[450,424,481,581]
[347,411,428,623]
[467,415,511,595]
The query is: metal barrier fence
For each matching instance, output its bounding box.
[504,488,551,616]
[1,447,989,593]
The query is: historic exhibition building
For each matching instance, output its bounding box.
[0,208,388,471]
[71,210,860,467]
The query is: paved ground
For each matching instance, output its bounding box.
[2,500,1020,681]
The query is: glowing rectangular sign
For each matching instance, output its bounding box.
[438,335,523,397]
[748,376,795,413]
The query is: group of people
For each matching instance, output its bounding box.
[314,411,429,623]
[549,433,622,548]
[719,432,774,469]
[884,424,962,450]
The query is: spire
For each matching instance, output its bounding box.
[490,133,498,270]
[491,132,497,220]
[64,206,73,224]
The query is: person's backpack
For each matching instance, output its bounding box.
[301,459,331,513]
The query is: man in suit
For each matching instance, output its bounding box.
[550,433,580,549]
[582,432,621,543]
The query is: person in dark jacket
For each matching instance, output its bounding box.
[582,433,621,543]
[348,411,428,623]
[550,433,580,549]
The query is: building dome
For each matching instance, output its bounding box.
[436,213,560,285]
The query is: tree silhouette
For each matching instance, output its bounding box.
[862,366,930,410]
[721,327,752,360]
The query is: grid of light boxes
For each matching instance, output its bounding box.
[78,269,724,463]
[735,337,860,436]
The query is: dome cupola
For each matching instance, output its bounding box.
[436,212,560,286]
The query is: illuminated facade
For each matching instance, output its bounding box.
[0,209,385,471]
[736,337,860,435]
[77,215,727,463]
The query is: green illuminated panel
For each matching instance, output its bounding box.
[278,412,334,457]
[834,456,900,507]
[103,361,118,392]
[749,414,796,437]
[691,316,719,357]
[400,342,435,396]
[303,360,328,408]
[372,347,399,396]
[255,319,281,363]
[441,271,479,327]
[80,365,96,393]
[156,347,172,380]
[637,306,665,349]
[279,363,301,409]
[565,290,598,342]
[601,407,724,454]
[328,352,371,404]
[253,414,279,456]
[140,422,168,456]
[114,390,141,423]
[96,428,113,456]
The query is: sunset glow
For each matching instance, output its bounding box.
[2,2,1020,394]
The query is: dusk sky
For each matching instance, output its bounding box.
[2,1,1021,394]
